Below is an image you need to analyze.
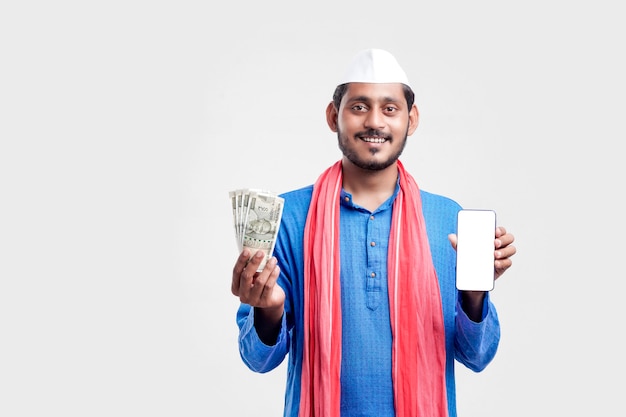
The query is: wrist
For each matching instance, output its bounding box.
[254,306,283,332]
[460,291,485,322]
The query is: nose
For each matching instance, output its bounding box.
[364,109,385,130]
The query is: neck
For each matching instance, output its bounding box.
[341,158,399,212]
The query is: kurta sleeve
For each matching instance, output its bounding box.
[453,293,500,372]
[237,304,290,373]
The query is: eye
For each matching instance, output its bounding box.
[351,104,368,112]
[384,106,398,113]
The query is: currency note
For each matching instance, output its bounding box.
[229,188,284,271]
[229,190,241,250]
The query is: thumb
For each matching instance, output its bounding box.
[448,233,458,251]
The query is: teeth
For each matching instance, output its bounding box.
[362,137,386,143]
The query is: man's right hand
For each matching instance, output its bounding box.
[231,249,285,343]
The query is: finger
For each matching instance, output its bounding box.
[240,257,279,307]
[447,233,458,251]
[494,257,513,279]
[260,258,280,299]
[495,244,517,260]
[242,250,265,287]
[235,250,264,299]
[247,250,266,274]
[255,258,280,303]
[495,230,515,249]
[231,249,252,296]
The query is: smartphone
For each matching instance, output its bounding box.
[455,209,496,291]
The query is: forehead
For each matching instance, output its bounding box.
[342,82,406,105]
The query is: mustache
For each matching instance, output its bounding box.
[356,129,390,139]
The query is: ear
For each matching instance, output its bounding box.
[407,104,419,136]
[326,102,338,132]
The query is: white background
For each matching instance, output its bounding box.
[1,1,624,416]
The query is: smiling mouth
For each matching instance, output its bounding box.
[360,136,387,144]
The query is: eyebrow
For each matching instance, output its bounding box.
[347,95,402,105]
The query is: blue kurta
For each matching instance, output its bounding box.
[236,183,500,417]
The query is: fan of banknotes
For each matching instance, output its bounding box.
[228,188,284,271]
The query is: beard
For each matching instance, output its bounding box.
[337,128,409,171]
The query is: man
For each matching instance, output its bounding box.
[231,48,516,417]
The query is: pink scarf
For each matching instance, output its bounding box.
[299,160,448,417]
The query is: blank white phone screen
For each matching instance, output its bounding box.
[455,209,496,291]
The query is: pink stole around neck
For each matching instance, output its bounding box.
[299,160,448,417]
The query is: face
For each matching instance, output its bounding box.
[327,83,418,171]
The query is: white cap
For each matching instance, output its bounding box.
[337,48,411,88]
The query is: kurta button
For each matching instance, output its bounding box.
[370,215,375,220]
[370,241,376,247]
[370,272,376,278]
[344,196,350,202]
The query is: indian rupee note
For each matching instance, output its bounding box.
[241,189,284,271]
[240,190,252,250]
[235,189,245,249]
[229,190,241,250]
